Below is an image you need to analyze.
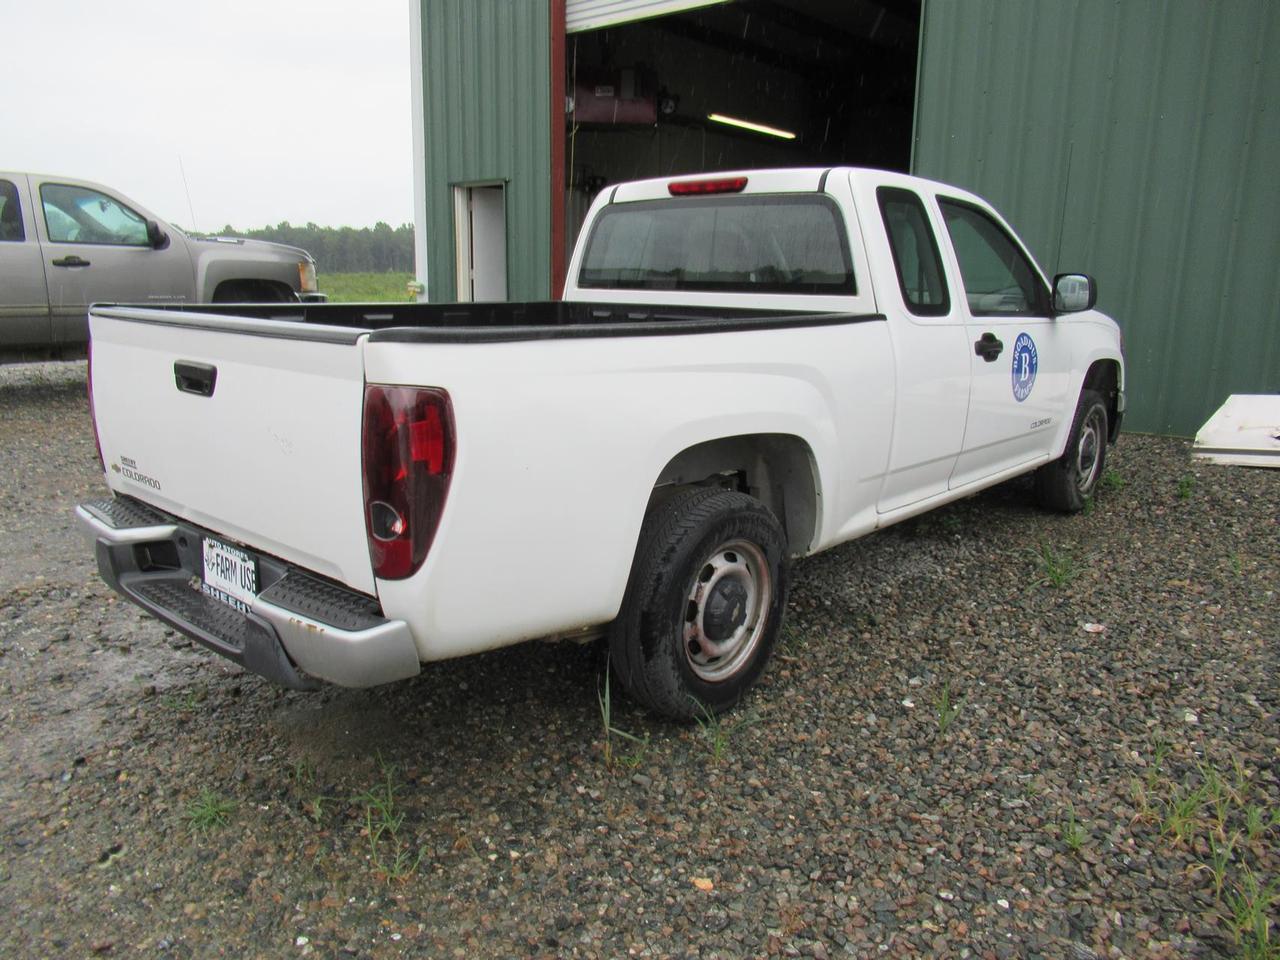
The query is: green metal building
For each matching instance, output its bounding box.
[411,0,1279,435]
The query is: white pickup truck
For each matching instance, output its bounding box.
[77,168,1124,719]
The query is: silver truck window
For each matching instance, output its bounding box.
[939,199,1048,316]
[41,183,150,246]
[877,187,949,317]
[578,195,855,294]
[0,180,24,242]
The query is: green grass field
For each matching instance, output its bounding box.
[316,272,415,303]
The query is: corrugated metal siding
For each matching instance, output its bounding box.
[913,0,1280,436]
[420,0,551,302]
[566,0,727,33]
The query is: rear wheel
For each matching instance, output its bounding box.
[609,487,788,720]
[1034,388,1109,512]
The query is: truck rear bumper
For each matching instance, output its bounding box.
[75,497,421,690]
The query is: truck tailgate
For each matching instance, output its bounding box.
[89,307,375,595]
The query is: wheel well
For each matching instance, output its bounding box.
[211,279,295,303]
[650,434,819,556]
[1082,360,1122,441]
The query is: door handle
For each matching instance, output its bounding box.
[974,332,1004,362]
[52,255,91,268]
[174,361,217,397]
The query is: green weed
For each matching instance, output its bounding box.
[1032,541,1080,588]
[597,669,649,771]
[1176,474,1196,500]
[185,789,234,833]
[935,680,964,736]
[1100,470,1126,492]
[354,756,426,882]
[1059,805,1087,854]
[692,700,758,763]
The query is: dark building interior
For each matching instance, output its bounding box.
[565,0,922,250]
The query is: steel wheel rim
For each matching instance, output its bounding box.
[682,538,771,683]
[1075,407,1106,493]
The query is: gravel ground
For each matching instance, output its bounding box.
[1,361,1277,959]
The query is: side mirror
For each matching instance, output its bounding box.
[146,219,169,250]
[1053,273,1096,313]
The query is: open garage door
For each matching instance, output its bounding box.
[563,0,922,264]
[567,0,730,33]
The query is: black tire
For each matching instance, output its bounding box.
[609,487,789,720]
[1034,388,1109,512]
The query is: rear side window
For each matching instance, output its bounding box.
[578,195,855,294]
[0,179,24,242]
[939,198,1047,316]
[877,187,949,316]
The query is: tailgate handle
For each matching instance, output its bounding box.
[174,361,217,397]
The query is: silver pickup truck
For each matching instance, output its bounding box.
[0,172,322,358]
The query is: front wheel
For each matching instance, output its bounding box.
[1034,388,1109,512]
[608,488,789,720]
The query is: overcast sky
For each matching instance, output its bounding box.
[2,0,413,231]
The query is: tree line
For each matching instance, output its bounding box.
[212,222,414,274]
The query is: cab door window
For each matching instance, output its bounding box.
[41,183,149,246]
[0,179,24,241]
[939,199,1047,316]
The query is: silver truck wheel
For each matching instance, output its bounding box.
[682,538,771,683]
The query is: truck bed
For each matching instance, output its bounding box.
[91,300,873,343]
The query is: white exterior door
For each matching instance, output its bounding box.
[453,184,507,302]
[869,183,973,514]
[935,197,1071,488]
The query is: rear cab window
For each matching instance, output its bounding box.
[578,194,856,295]
[0,179,25,242]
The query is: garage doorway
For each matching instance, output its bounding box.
[453,182,508,302]
[564,0,922,264]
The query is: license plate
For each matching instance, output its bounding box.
[201,537,258,612]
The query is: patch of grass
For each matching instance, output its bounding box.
[185,789,234,833]
[597,669,650,771]
[1100,469,1126,492]
[1059,805,1088,854]
[317,271,415,303]
[289,757,315,788]
[1176,474,1196,500]
[1032,541,1080,589]
[354,756,426,883]
[935,680,964,736]
[1133,746,1279,955]
[692,700,758,763]
[1230,553,1245,577]
[1224,868,1280,959]
[160,690,200,712]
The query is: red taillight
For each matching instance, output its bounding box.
[87,337,104,472]
[668,176,748,196]
[361,385,455,580]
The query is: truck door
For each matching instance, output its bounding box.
[872,185,972,513]
[0,175,51,350]
[936,197,1070,488]
[33,178,193,347]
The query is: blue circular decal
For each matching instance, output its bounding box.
[1011,332,1038,402]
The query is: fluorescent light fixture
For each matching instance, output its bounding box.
[707,113,796,140]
